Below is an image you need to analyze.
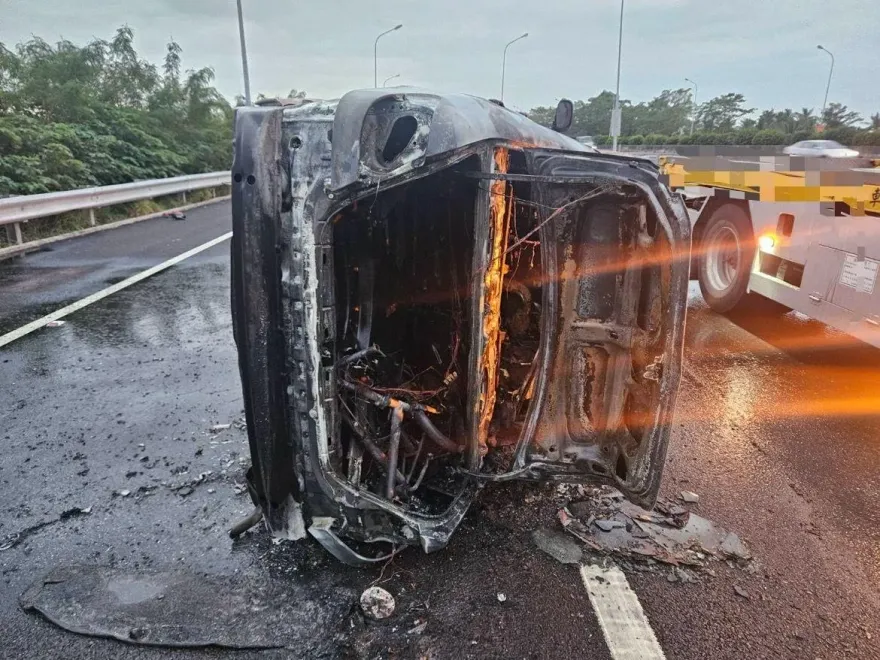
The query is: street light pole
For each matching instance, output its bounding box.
[611,0,625,151]
[374,24,403,88]
[236,0,251,105]
[685,77,698,136]
[383,73,400,87]
[817,45,834,119]
[500,32,528,102]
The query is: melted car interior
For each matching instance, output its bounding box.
[325,147,671,515]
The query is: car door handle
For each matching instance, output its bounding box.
[808,293,822,303]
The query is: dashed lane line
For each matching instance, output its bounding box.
[0,231,232,349]
[580,563,667,660]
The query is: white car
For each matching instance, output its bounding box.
[783,139,859,158]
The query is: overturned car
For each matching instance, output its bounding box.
[230,89,691,564]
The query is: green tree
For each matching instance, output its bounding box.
[0,28,232,195]
[821,102,862,129]
[696,93,754,132]
[625,88,693,136]
[100,26,159,108]
[757,109,797,133]
[775,109,796,134]
[756,110,776,130]
[795,107,817,131]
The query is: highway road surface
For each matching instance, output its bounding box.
[1,200,877,659]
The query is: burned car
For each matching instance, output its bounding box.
[230,89,690,564]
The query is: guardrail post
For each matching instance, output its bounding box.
[181,191,187,204]
[88,208,96,227]
[5,222,23,245]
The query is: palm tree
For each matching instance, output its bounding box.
[795,107,816,131]
[756,109,776,130]
[776,109,796,134]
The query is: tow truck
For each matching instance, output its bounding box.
[662,154,880,348]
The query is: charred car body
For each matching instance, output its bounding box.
[231,89,691,564]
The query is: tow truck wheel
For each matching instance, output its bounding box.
[698,203,787,315]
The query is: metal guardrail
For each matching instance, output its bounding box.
[0,171,229,245]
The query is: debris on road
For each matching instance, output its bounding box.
[59,506,92,520]
[497,593,507,603]
[719,531,752,560]
[21,565,355,650]
[164,210,186,220]
[532,527,583,565]
[1,506,92,551]
[556,486,754,580]
[668,567,699,584]
[228,507,263,539]
[407,619,428,635]
[734,585,750,599]
[45,320,66,328]
[360,586,396,620]
[169,470,216,496]
[679,490,700,504]
[209,423,231,433]
[595,519,625,532]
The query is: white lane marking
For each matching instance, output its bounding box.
[580,563,666,660]
[0,232,232,349]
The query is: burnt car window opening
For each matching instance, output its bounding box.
[381,115,419,162]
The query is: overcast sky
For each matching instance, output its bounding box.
[3,0,877,119]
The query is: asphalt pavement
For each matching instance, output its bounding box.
[0,200,232,334]
[1,201,877,659]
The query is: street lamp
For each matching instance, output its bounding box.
[235,0,251,105]
[611,0,625,151]
[685,77,698,136]
[817,45,834,119]
[500,32,528,102]
[383,73,401,87]
[375,24,403,88]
